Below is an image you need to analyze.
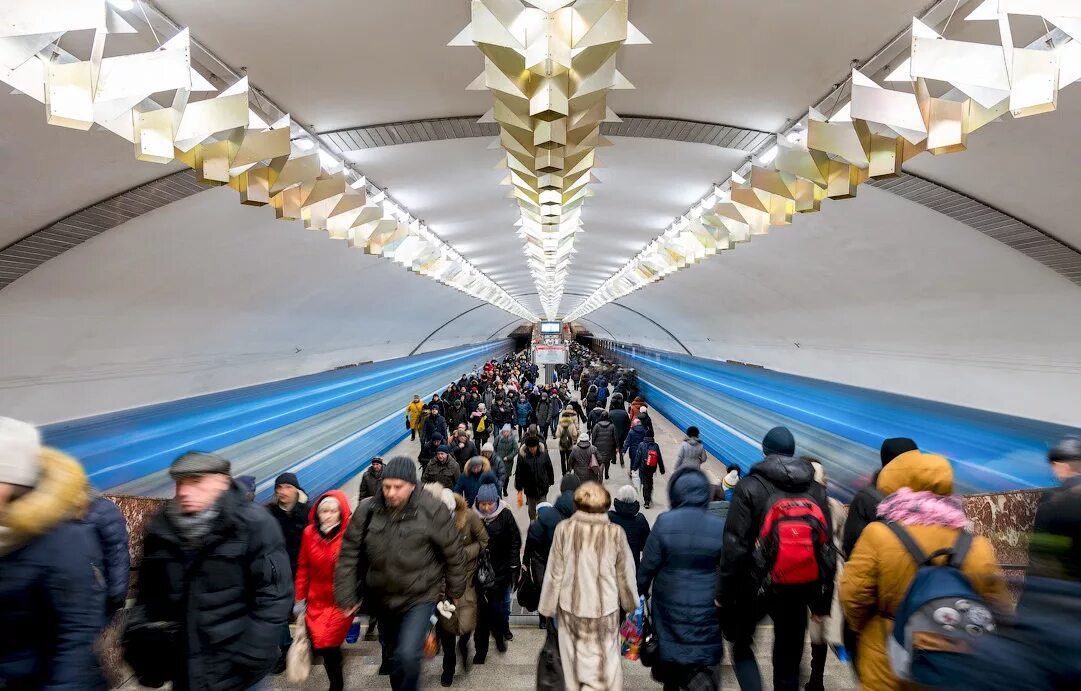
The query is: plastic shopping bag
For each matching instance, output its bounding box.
[620,596,646,660]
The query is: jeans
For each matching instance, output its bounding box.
[729,587,812,691]
[379,602,436,691]
[475,586,509,659]
[313,646,344,691]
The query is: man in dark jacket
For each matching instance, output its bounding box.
[0,418,107,690]
[265,471,309,669]
[841,437,918,558]
[609,485,650,567]
[608,399,631,467]
[418,435,443,470]
[514,435,555,521]
[638,466,726,689]
[632,433,666,509]
[421,445,461,489]
[451,428,478,469]
[591,411,618,480]
[335,457,466,691]
[422,406,449,446]
[131,452,292,691]
[358,456,384,502]
[525,473,581,573]
[718,427,835,691]
[624,417,648,456]
[85,494,131,619]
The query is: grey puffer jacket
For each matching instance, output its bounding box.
[674,437,708,470]
[568,441,600,483]
[335,488,467,613]
[591,420,618,462]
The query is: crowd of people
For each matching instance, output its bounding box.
[2,344,1080,691]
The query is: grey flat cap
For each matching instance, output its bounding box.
[169,451,231,479]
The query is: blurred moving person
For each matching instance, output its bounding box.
[609,485,651,568]
[515,434,555,521]
[590,411,618,481]
[0,417,106,690]
[538,482,638,690]
[267,471,310,672]
[406,394,425,443]
[127,452,292,690]
[295,491,355,691]
[357,456,384,503]
[493,425,519,497]
[631,430,666,509]
[84,492,131,621]
[334,456,467,691]
[804,459,848,691]
[555,406,580,475]
[674,426,708,471]
[472,478,521,663]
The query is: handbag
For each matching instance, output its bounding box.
[475,548,498,596]
[536,619,564,691]
[516,556,542,612]
[286,614,312,684]
[640,601,660,668]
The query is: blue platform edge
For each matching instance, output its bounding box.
[42,340,512,497]
[598,342,1075,499]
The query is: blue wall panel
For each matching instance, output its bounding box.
[599,342,1075,500]
[43,340,512,498]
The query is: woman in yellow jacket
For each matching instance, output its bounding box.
[840,451,1010,690]
[406,394,426,442]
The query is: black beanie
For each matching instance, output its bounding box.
[687,426,700,438]
[560,472,582,494]
[274,472,303,492]
[762,426,795,457]
[880,437,918,467]
[1049,437,1081,463]
[382,456,418,485]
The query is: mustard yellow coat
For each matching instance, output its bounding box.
[406,400,426,430]
[840,452,1011,691]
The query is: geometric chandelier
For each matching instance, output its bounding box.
[566,1,1081,321]
[453,0,648,319]
[0,0,538,321]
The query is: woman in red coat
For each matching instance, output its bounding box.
[295,490,355,691]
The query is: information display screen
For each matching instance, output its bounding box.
[539,321,562,334]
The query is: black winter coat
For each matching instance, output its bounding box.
[267,497,310,576]
[358,467,383,502]
[591,420,618,462]
[638,467,725,666]
[85,495,131,615]
[632,439,666,475]
[623,423,648,454]
[515,447,555,498]
[136,483,292,691]
[422,457,461,490]
[841,472,883,558]
[608,408,631,447]
[422,414,450,444]
[452,439,478,468]
[609,499,651,567]
[335,486,467,612]
[479,507,522,588]
[718,455,835,616]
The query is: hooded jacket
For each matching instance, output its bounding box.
[438,492,488,635]
[608,498,651,567]
[493,427,519,466]
[632,437,666,476]
[296,490,354,648]
[623,421,648,455]
[535,399,551,428]
[422,413,449,445]
[556,411,580,451]
[591,419,618,462]
[638,467,726,666]
[475,500,522,588]
[674,437,708,471]
[840,452,1009,691]
[266,490,310,576]
[84,494,131,616]
[629,397,645,422]
[453,459,495,507]
[0,448,106,691]
[358,463,383,502]
[334,485,467,613]
[136,481,293,691]
[406,399,425,430]
[514,399,534,426]
[718,454,835,615]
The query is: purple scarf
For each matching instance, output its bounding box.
[876,487,967,529]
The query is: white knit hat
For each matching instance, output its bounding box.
[0,417,43,487]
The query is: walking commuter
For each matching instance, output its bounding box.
[632,431,666,509]
[426,485,488,687]
[451,428,478,470]
[591,410,618,480]
[127,452,292,691]
[449,399,470,432]
[478,442,509,495]
[422,445,461,490]
[453,456,495,507]
[515,434,556,520]
[84,492,131,620]
[719,427,836,691]
[624,416,648,457]
[295,491,355,691]
[472,478,521,663]
[587,405,605,432]
[842,437,919,558]
[584,384,599,416]
[493,425,518,497]
[335,457,467,691]
[569,432,600,484]
[470,403,491,447]
[805,460,848,691]
[608,485,651,567]
[721,465,741,501]
[556,405,580,474]
[637,406,655,437]
[524,474,581,590]
[0,418,107,691]
[406,394,425,442]
[674,426,708,471]
[418,435,443,471]
[638,466,727,691]
[535,394,552,439]
[514,397,533,437]
[840,450,1009,690]
[358,456,385,502]
[267,471,310,670]
[629,395,646,422]
[608,396,631,467]
[538,482,638,690]
[423,405,450,446]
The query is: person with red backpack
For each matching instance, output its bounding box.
[718,426,836,691]
[631,432,666,509]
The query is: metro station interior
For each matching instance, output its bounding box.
[2,1,1081,690]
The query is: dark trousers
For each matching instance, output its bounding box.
[313,646,344,691]
[475,432,489,447]
[474,586,509,659]
[657,663,720,691]
[410,428,417,441]
[641,470,656,504]
[730,587,811,691]
[559,449,570,475]
[379,602,436,691]
[438,630,469,678]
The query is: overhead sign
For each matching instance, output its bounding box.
[539,321,562,334]
[534,344,567,365]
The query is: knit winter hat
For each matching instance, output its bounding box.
[560,473,582,493]
[476,476,501,504]
[0,417,41,487]
[1050,437,1081,462]
[382,456,418,485]
[687,425,700,438]
[436,444,452,455]
[274,472,303,491]
[722,469,740,492]
[578,432,591,442]
[880,437,919,467]
[762,426,796,457]
[481,441,495,455]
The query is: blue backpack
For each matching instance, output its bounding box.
[886,522,996,686]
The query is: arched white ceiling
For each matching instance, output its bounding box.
[0,187,523,424]
[584,185,1081,427]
